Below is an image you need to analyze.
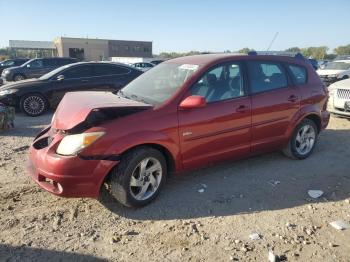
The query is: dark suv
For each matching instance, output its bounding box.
[1,57,76,82]
[0,58,29,74]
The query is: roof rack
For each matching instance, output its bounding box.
[248,51,305,60]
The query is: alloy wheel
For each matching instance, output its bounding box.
[295,124,316,156]
[129,157,163,201]
[14,75,25,81]
[23,96,45,116]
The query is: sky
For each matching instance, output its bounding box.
[0,0,349,54]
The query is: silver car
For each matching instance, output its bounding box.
[328,78,350,118]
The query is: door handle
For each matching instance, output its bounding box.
[287,95,298,102]
[81,79,90,82]
[236,105,248,113]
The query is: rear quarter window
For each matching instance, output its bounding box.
[288,64,307,85]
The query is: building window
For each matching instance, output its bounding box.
[125,46,129,51]
[144,47,150,52]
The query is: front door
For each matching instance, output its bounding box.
[48,64,95,107]
[178,61,252,170]
[246,60,301,153]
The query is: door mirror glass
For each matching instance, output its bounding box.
[179,95,206,109]
[56,75,65,81]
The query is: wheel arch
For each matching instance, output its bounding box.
[99,141,179,191]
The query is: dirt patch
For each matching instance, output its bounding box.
[0,113,349,261]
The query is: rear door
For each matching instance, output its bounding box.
[247,60,301,153]
[178,61,252,169]
[42,59,58,75]
[92,64,134,91]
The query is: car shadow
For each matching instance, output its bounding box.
[0,112,52,138]
[0,244,108,262]
[99,127,350,220]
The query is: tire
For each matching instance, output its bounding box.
[106,146,167,207]
[20,93,48,116]
[13,74,26,81]
[283,119,318,160]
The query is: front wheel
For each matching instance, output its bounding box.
[283,119,318,159]
[106,147,167,207]
[13,74,26,81]
[20,94,48,116]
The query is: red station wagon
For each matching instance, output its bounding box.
[27,53,330,207]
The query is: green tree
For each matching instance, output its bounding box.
[300,46,328,60]
[334,44,350,55]
[238,47,254,54]
[285,47,301,53]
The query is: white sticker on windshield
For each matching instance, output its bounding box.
[179,64,199,71]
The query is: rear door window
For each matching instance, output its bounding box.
[43,59,58,67]
[288,64,307,85]
[93,64,130,76]
[63,65,93,79]
[247,61,288,93]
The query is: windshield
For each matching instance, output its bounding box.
[39,64,71,80]
[119,63,200,105]
[0,60,14,66]
[324,62,350,70]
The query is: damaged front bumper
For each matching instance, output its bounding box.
[26,127,118,198]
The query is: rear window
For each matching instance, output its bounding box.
[247,61,288,93]
[288,64,307,85]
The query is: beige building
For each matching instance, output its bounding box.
[54,37,152,61]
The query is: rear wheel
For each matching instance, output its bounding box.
[106,147,167,207]
[283,119,318,159]
[20,93,48,116]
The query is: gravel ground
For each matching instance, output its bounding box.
[0,113,349,262]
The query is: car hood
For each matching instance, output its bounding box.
[316,69,345,76]
[0,78,43,91]
[329,78,350,89]
[52,91,153,131]
[4,65,22,71]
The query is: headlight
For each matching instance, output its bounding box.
[328,85,336,96]
[0,89,17,96]
[56,132,105,156]
[3,69,10,75]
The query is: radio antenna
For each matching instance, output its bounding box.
[266,32,279,51]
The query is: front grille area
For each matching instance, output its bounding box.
[337,89,350,100]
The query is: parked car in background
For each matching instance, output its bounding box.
[0,62,142,116]
[308,58,318,70]
[0,58,29,74]
[327,78,350,119]
[1,57,77,82]
[150,60,164,65]
[317,60,350,85]
[318,60,329,69]
[27,53,329,207]
[131,62,154,71]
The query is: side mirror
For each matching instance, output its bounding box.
[56,75,65,81]
[179,95,206,109]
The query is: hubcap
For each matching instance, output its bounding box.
[295,124,316,155]
[23,96,45,115]
[129,157,162,201]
